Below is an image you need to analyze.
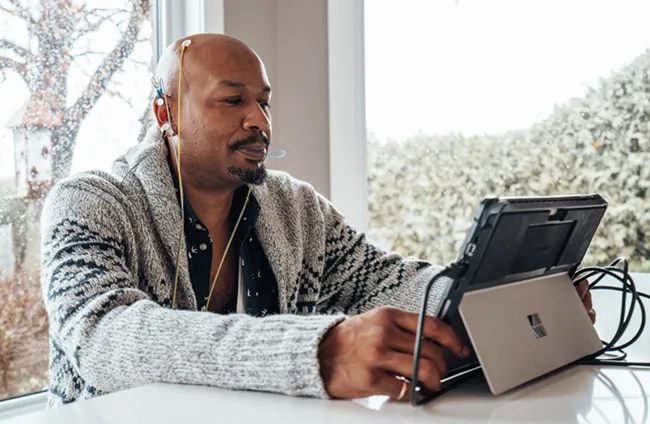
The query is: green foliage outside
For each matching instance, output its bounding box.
[369,51,650,271]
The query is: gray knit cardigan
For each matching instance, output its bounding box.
[40,128,449,407]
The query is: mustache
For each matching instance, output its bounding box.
[231,134,270,150]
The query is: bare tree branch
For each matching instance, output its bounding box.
[89,7,130,14]
[87,9,129,23]
[71,22,103,42]
[0,55,24,76]
[71,8,129,41]
[127,57,150,67]
[74,60,135,109]
[0,5,19,18]
[0,0,37,24]
[106,87,135,108]
[0,40,29,59]
[66,0,149,122]
[72,50,108,58]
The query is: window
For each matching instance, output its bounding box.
[364,0,650,272]
[0,0,156,401]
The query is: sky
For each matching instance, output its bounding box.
[2,0,650,177]
[1,1,650,269]
[364,0,650,141]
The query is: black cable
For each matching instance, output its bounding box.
[409,257,650,407]
[592,285,646,351]
[573,258,649,369]
[573,264,637,353]
[409,261,470,406]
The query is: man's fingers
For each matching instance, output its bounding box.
[393,310,469,359]
[576,279,589,299]
[582,288,593,311]
[377,374,410,401]
[588,307,596,324]
[378,351,442,393]
[388,328,447,378]
[574,280,595,323]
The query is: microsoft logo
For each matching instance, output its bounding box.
[527,313,548,339]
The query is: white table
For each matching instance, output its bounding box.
[4,290,649,424]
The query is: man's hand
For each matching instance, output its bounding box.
[575,279,596,324]
[318,306,471,400]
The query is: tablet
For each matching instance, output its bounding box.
[439,193,608,326]
[420,194,608,403]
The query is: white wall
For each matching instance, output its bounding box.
[159,0,367,231]
[327,0,367,232]
[223,0,332,198]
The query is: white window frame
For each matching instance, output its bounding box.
[161,0,369,231]
[2,0,367,412]
[157,0,225,51]
[0,0,168,415]
[327,0,368,232]
[3,1,647,418]
[0,393,49,421]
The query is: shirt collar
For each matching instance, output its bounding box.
[165,148,261,232]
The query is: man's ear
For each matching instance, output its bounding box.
[153,97,177,134]
[153,98,168,128]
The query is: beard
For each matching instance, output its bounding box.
[228,163,268,185]
[227,133,270,185]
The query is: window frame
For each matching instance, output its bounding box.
[0,0,367,412]
[0,0,165,411]
[327,0,368,232]
[0,392,49,421]
[158,0,224,48]
[166,0,369,231]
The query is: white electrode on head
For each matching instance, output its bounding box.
[182,39,192,47]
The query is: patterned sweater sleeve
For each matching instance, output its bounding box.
[315,196,453,316]
[41,179,343,399]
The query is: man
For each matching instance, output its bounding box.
[40,33,596,407]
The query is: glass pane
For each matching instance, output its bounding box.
[365,0,650,271]
[0,0,155,401]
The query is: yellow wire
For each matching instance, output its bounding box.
[171,43,188,309]
[170,40,251,312]
[205,186,251,311]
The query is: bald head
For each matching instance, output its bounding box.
[152,33,273,190]
[155,33,267,98]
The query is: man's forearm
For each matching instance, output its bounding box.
[58,297,344,396]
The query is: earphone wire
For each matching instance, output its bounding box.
[168,39,253,312]
[171,42,188,309]
[205,186,251,310]
[572,258,649,368]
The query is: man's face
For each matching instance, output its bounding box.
[162,47,272,190]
